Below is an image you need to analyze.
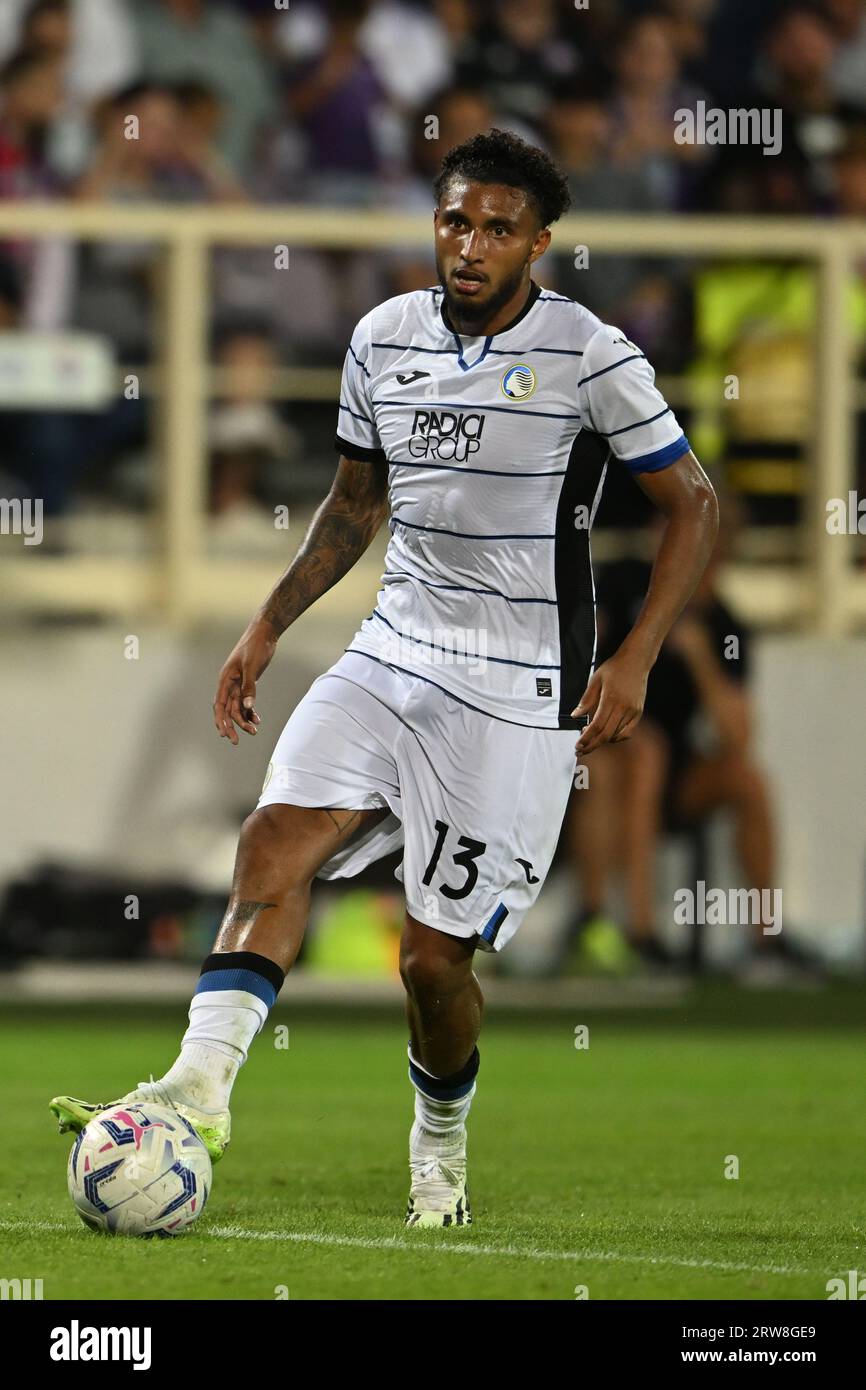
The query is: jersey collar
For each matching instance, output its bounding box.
[439,278,542,339]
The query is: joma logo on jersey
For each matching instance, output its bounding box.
[409,410,484,461]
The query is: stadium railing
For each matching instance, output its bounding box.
[0,204,862,634]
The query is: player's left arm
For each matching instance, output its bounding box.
[574,450,719,754]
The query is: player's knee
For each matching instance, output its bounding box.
[239,804,285,852]
[236,805,312,891]
[399,942,456,1001]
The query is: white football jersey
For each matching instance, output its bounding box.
[334,281,690,728]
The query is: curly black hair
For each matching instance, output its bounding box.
[433,127,572,228]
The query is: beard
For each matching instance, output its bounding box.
[435,253,529,333]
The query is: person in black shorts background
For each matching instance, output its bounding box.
[564,506,806,974]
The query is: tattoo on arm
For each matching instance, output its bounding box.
[260,457,388,635]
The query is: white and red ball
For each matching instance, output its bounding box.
[68,1103,212,1237]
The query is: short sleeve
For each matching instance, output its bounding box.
[579,324,690,474]
[334,312,386,464]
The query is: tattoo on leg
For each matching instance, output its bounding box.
[223,900,278,931]
[325,809,362,837]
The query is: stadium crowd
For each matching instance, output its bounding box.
[2,2,866,328]
[2,0,866,215]
[1,0,865,526]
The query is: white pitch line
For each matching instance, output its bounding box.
[208,1226,819,1278]
[0,1218,825,1279]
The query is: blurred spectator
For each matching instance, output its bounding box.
[173,81,248,203]
[693,0,777,104]
[21,0,71,53]
[654,0,719,79]
[0,0,137,105]
[457,0,581,133]
[132,0,277,177]
[213,236,390,362]
[0,47,65,197]
[754,3,862,207]
[548,93,662,215]
[563,507,802,975]
[825,0,866,104]
[70,82,245,365]
[282,0,388,202]
[230,2,399,354]
[761,5,844,110]
[341,0,454,113]
[831,121,866,212]
[208,322,300,552]
[76,82,244,205]
[17,0,86,177]
[547,92,665,321]
[0,45,83,344]
[546,92,691,365]
[0,234,145,519]
[606,12,709,209]
[208,401,294,534]
[276,1,460,136]
[432,0,477,60]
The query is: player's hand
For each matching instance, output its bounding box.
[571,649,649,757]
[213,617,279,745]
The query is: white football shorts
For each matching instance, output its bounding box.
[256,651,578,951]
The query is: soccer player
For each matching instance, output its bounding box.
[51,130,718,1227]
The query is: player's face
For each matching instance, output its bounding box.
[434,179,550,331]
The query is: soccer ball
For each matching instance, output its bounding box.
[67,1103,212,1237]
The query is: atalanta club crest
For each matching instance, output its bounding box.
[500,364,537,400]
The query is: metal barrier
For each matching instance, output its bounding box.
[0,203,863,633]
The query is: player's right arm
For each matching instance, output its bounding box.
[213,453,388,743]
[572,324,718,754]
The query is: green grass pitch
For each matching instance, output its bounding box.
[2,988,864,1301]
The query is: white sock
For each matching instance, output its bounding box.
[159,1040,243,1116]
[158,973,277,1113]
[412,1088,475,1145]
[408,1046,478,1143]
